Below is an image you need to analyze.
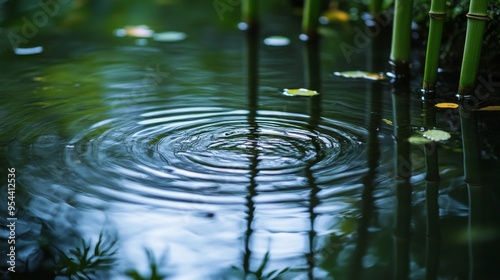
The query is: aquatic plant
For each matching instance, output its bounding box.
[125,248,169,280]
[54,231,118,279]
[458,0,489,96]
[422,0,446,92]
[232,252,290,280]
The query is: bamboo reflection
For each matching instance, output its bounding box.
[349,81,383,280]
[422,98,441,280]
[392,84,412,280]
[348,20,386,279]
[243,24,259,276]
[303,36,321,280]
[459,106,484,280]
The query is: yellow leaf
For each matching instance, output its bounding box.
[282,88,319,97]
[382,119,393,126]
[435,102,459,109]
[321,9,350,23]
[479,106,500,111]
[114,25,154,38]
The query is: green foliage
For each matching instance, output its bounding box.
[252,252,290,280]
[415,0,500,74]
[125,248,169,280]
[54,231,118,280]
[230,252,290,280]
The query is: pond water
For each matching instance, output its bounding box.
[1,1,500,279]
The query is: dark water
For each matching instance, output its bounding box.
[1,1,500,279]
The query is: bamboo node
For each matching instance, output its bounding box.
[466,13,489,21]
[428,12,446,21]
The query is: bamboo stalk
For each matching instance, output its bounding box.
[422,0,446,92]
[302,0,321,39]
[242,0,258,26]
[458,0,489,96]
[390,0,414,79]
[369,0,384,15]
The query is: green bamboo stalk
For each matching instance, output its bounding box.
[390,0,414,79]
[369,0,384,15]
[242,0,258,26]
[302,0,321,38]
[458,0,489,96]
[422,0,446,92]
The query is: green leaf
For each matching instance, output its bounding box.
[255,251,270,277]
[408,135,432,145]
[333,71,386,80]
[423,129,451,142]
[282,88,319,97]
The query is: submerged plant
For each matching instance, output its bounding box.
[54,231,118,280]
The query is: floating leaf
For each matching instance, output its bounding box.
[33,77,46,82]
[334,71,386,81]
[321,9,350,23]
[423,129,451,142]
[408,135,432,145]
[382,119,393,126]
[153,31,187,42]
[435,102,459,109]
[263,36,290,46]
[282,88,319,97]
[114,25,154,38]
[479,106,500,111]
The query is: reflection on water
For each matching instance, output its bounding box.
[1,1,499,279]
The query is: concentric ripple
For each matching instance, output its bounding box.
[65,107,366,205]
